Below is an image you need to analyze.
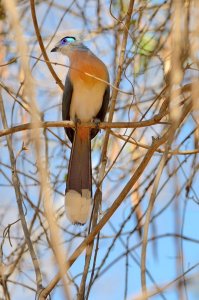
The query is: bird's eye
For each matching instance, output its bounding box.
[61,38,67,44]
[61,37,76,45]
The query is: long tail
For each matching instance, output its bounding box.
[65,127,92,225]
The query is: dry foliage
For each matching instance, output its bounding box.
[0,0,199,299]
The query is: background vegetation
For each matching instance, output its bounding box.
[0,0,199,299]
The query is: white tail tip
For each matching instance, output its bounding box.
[65,190,91,225]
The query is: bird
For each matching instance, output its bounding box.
[51,36,110,225]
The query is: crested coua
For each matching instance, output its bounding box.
[51,36,110,225]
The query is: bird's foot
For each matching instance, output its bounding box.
[74,116,81,126]
[93,118,101,130]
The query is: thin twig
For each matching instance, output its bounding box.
[30,0,64,90]
[0,92,43,292]
[140,101,192,296]
[39,120,171,299]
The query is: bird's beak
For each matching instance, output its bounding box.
[51,46,59,52]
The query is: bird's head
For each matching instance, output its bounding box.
[51,36,85,57]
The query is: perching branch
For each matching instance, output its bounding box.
[1,0,198,299]
[0,119,168,138]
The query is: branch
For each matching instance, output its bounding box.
[0,57,17,67]
[101,0,136,158]
[39,122,171,299]
[110,130,199,155]
[135,262,199,300]
[141,101,192,296]
[0,119,168,138]
[30,0,64,90]
[30,55,133,96]
[0,93,43,292]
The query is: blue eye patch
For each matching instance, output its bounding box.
[61,36,76,45]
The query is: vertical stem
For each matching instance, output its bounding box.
[0,93,43,292]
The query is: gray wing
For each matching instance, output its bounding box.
[96,83,110,121]
[62,75,74,142]
[91,80,110,139]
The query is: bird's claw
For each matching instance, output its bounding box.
[74,116,81,126]
[93,118,101,130]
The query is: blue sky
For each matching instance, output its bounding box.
[1,0,199,299]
